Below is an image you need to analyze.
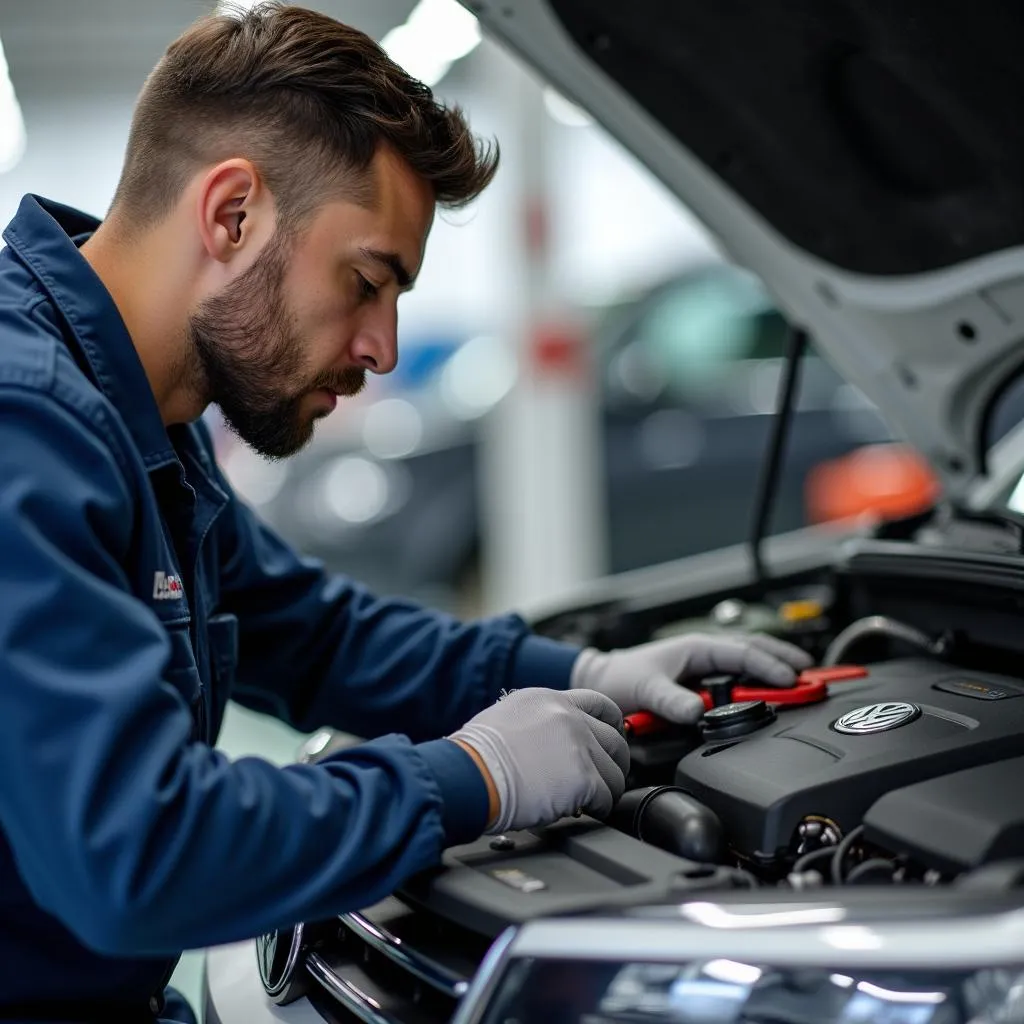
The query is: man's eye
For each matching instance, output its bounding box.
[356,273,379,300]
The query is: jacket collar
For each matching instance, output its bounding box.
[3,194,178,470]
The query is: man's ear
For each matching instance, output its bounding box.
[196,159,271,263]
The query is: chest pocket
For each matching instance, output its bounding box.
[161,615,238,743]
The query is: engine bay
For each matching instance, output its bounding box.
[395,652,1024,947]
[274,530,1024,1018]
[375,533,1024,938]
[520,526,1024,897]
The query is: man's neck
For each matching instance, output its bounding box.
[80,219,205,426]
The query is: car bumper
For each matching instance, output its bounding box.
[204,941,321,1024]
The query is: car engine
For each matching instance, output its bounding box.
[674,657,1024,879]
[393,648,1024,944]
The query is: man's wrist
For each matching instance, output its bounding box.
[510,635,582,692]
[451,738,499,827]
[569,647,602,689]
[415,738,493,845]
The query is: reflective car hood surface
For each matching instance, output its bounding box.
[463,0,1024,501]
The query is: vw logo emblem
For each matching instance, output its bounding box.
[833,702,921,735]
[256,923,304,1001]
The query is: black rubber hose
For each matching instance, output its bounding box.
[609,787,724,863]
[831,826,866,885]
[724,868,759,889]
[846,858,896,885]
[791,846,836,876]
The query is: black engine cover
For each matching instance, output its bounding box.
[675,658,1024,863]
[864,756,1024,873]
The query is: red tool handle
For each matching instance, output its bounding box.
[623,665,868,736]
[623,710,669,737]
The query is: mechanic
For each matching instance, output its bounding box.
[0,4,812,1022]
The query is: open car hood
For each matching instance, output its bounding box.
[463,0,1024,501]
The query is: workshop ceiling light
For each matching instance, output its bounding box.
[216,0,262,12]
[0,37,25,174]
[382,0,481,87]
[215,1,479,88]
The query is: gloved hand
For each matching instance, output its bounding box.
[448,688,630,834]
[571,633,813,724]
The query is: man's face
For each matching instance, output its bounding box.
[189,148,434,459]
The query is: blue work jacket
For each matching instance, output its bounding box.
[0,196,579,1021]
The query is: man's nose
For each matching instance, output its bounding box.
[349,318,398,375]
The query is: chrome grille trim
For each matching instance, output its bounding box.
[306,951,400,1024]
[339,911,470,998]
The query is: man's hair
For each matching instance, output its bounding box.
[111,2,498,231]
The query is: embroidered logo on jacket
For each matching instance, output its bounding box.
[153,571,185,601]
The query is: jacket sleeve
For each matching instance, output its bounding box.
[208,437,580,740]
[0,384,490,958]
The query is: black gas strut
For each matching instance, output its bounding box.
[750,324,809,583]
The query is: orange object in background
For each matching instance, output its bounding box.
[806,443,941,525]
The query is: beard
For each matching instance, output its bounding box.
[187,232,365,459]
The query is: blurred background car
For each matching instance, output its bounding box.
[217,261,938,610]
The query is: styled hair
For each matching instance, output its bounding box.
[111,1,498,230]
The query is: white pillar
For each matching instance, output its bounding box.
[475,41,606,614]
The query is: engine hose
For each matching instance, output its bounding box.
[823,616,936,666]
[831,825,865,885]
[724,868,759,889]
[846,858,896,884]
[791,846,836,876]
[608,787,724,863]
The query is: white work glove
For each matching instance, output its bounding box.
[571,633,813,724]
[448,688,630,834]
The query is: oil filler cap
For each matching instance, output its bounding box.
[700,699,777,742]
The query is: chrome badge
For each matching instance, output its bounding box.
[833,702,921,735]
[256,923,304,1002]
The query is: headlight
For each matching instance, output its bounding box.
[362,398,424,459]
[306,455,411,532]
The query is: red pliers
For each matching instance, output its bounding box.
[624,665,868,737]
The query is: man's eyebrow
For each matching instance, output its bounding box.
[360,247,415,290]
